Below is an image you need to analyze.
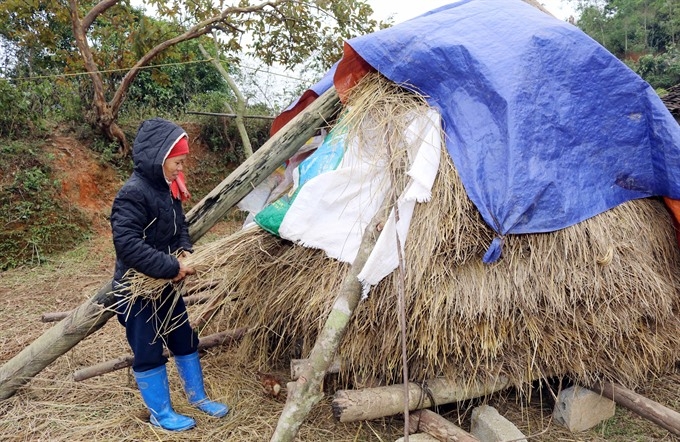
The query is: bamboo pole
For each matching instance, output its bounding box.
[72,328,247,381]
[269,198,390,442]
[0,87,341,401]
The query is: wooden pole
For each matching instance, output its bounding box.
[186,87,340,240]
[409,409,479,442]
[72,328,247,381]
[0,87,341,401]
[269,199,389,442]
[290,357,341,380]
[590,381,680,436]
[332,377,511,423]
[40,293,212,323]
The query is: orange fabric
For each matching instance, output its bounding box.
[334,43,375,102]
[270,90,319,136]
[269,43,375,137]
[663,197,680,248]
[171,171,191,202]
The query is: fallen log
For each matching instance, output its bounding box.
[40,293,213,323]
[332,377,511,423]
[589,381,680,436]
[0,87,341,401]
[409,409,479,442]
[269,198,389,442]
[72,327,247,381]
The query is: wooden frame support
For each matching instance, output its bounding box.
[332,377,511,423]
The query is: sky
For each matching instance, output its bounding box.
[367,0,577,23]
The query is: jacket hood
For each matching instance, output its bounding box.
[132,118,187,187]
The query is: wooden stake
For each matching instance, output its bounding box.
[0,87,340,401]
[72,328,247,381]
[269,199,389,442]
[590,381,680,436]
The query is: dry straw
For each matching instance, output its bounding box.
[127,72,680,393]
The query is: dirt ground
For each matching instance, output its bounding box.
[1,133,680,441]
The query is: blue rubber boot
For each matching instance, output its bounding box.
[133,365,196,431]
[175,352,230,418]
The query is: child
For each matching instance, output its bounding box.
[110,117,228,431]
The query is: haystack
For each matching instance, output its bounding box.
[158,72,680,395]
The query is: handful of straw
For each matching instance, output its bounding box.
[115,225,260,304]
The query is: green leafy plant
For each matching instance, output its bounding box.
[0,79,35,138]
[0,139,89,269]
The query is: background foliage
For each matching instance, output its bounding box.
[570,0,680,89]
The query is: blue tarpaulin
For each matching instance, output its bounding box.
[286,0,680,262]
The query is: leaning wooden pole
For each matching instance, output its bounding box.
[590,381,680,436]
[187,87,340,240]
[269,199,390,442]
[0,87,341,401]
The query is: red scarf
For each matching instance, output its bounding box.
[170,171,191,202]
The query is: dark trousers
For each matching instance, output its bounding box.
[116,284,198,372]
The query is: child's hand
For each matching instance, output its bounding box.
[172,259,195,282]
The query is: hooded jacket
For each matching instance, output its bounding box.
[111,118,193,282]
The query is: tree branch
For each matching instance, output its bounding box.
[109,0,284,112]
[81,0,120,30]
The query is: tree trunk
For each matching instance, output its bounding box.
[68,0,131,155]
[198,42,253,158]
[269,198,390,442]
[0,87,340,401]
[409,409,479,442]
[199,42,254,159]
[332,377,511,423]
[590,381,680,436]
[72,328,246,381]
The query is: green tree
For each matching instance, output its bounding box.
[0,0,377,154]
[568,0,680,88]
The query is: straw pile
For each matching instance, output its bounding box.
[133,73,680,393]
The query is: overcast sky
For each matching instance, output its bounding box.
[367,0,577,23]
